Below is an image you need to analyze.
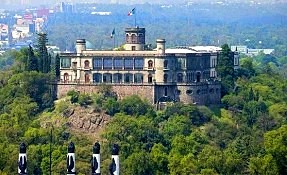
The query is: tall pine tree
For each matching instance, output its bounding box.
[47,53,52,72]
[55,54,61,80]
[36,33,49,73]
[216,44,235,96]
[26,45,38,71]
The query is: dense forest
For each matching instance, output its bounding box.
[0,31,287,174]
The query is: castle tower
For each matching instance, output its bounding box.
[124,27,145,51]
[154,39,170,84]
[156,39,166,54]
[76,39,86,56]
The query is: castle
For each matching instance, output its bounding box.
[59,27,239,105]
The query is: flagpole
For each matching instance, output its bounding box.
[116,31,119,48]
[113,34,115,49]
[135,10,137,27]
[111,28,115,49]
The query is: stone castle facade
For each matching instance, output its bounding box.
[59,27,239,105]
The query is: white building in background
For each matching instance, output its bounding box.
[231,45,274,56]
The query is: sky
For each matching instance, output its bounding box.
[1,0,284,7]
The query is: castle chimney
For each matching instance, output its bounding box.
[76,39,86,55]
[156,39,166,54]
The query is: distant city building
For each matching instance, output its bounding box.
[34,18,45,33]
[91,12,112,16]
[60,2,74,14]
[36,8,50,18]
[0,23,9,43]
[59,27,239,106]
[231,45,274,56]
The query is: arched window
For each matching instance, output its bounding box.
[148,74,153,83]
[124,73,133,83]
[84,60,90,69]
[93,73,102,83]
[103,73,112,83]
[131,34,137,43]
[85,73,90,83]
[177,73,183,83]
[164,74,168,83]
[63,73,69,83]
[126,33,130,43]
[148,60,153,69]
[113,73,123,83]
[134,73,143,83]
[164,60,168,69]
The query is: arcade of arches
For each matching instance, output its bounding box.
[93,73,144,83]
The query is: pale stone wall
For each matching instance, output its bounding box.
[57,82,220,105]
[57,83,155,104]
[176,82,221,105]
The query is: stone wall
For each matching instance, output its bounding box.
[56,82,220,105]
[57,83,155,104]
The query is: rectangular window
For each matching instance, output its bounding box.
[61,57,71,68]
[134,73,143,83]
[134,57,144,70]
[124,73,133,83]
[124,58,133,70]
[72,62,77,69]
[186,72,193,83]
[177,58,186,69]
[114,58,123,69]
[103,58,113,69]
[211,58,217,67]
[93,58,102,69]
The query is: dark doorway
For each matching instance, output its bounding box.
[196,72,201,82]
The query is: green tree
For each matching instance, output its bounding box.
[236,57,256,78]
[123,151,154,175]
[264,125,287,174]
[103,97,120,116]
[120,95,151,116]
[160,115,192,140]
[168,153,197,175]
[197,145,223,174]
[26,45,38,71]
[36,33,49,73]
[55,54,61,79]
[150,143,169,174]
[78,93,93,107]
[216,44,235,96]
[102,114,160,158]
[249,154,279,175]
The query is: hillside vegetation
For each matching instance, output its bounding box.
[0,43,287,174]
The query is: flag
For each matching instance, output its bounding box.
[128,8,135,16]
[111,28,115,38]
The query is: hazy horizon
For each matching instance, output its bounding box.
[1,0,286,9]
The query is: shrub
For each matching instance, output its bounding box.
[78,94,93,107]
[67,90,79,104]
[103,97,120,116]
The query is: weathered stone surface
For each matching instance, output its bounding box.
[62,108,74,118]
[57,84,154,104]
[66,106,110,134]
